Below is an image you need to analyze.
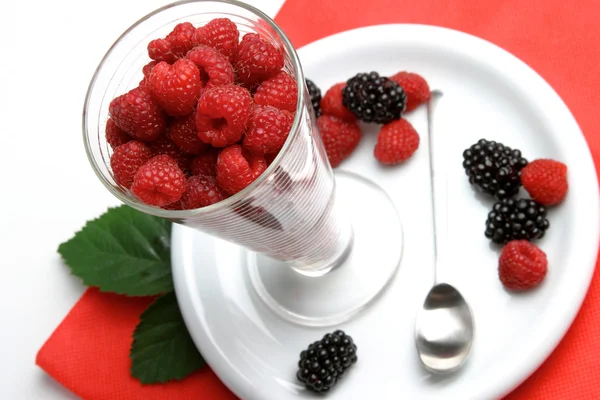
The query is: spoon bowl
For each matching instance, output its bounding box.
[415,283,474,373]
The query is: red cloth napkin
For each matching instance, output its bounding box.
[38,0,600,398]
[37,288,237,400]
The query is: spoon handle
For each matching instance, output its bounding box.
[427,90,446,284]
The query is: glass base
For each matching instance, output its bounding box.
[247,170,403,327]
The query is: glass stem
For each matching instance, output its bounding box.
[290,219,354,277]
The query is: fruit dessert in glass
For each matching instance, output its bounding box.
[83,0,403,326]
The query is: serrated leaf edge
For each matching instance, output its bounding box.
[56,205,173,297]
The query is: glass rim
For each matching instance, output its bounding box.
[82,0,307,218]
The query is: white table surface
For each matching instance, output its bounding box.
[0,1,284,398]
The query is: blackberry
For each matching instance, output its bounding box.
[342,71,407,123]
[485,198,550,244]
[306,78,322,117]
[296,330,358,393]
[462,139,528,199]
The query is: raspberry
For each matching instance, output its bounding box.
[190,149,219,177]
[180,175,229,209]
[498,240,548,291]
[374,119,420,165]
[243,105,294,155]
[234,33,283,88]
[131,155,186,207]
[148,38,176,64]
[216,144,267,194]
[139,61,159,87]
[167,114,207,155]
[105,118,132,150]
[254,71,298,113]
[186,45,235,89]
[192,18,239,61]
[264,152,278,165]
[143,61,158,78]
[149,135,193,174]
[390,71,431,112]
[139,76,150,88]
[195,84,252,147]
[316,115,361,168]
[109,85,166,141]
[148,22,195,63]
[521,159,568,206]
[149,59,202,117]
[320,83,356,121]
[162,200,183,210]
[165,22,196,57]
[110,141,153,188]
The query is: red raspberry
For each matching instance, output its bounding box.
[192,18,239,61]
[180,175,229,209]
[148,38,176,64]
[105,118,132,150]
[186,45,235,89]
[521,159,568,206]
[139,61,159,87]
[195,84,252,147]
[499,240,548,291]
[162,200,183,210]
[143,61,158,78]
[149,59,203,117]
[264,152,278,165]
[139,76,150,88]
[320,83,356,121]
[149,135,193,174]
[148,22,196,63]
[253,71,298,113]
[165,22,196,57]
[216,144,267,194]
[374,119,420,165]
[316,115,361,168]
[234,33,283,88]
[390,71,431,112]
[131,155,186,207]
[265,152,279,165]
[243,105,293,155]
[190,149,219,177]
[109,85,166,141]
[110,140,153,188]
[167,114,207,155]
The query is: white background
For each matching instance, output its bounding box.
[0,0,284,398]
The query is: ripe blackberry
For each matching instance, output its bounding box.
[485,198,550,244]
[296,330,358,393]
[306,78,322,117]
[462,139,528,199]
[342,71,407,123]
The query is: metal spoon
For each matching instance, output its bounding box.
[415,90,474,374]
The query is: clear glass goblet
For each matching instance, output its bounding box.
[83,0,403,327]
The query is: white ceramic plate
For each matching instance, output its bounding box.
[172,24,599,399]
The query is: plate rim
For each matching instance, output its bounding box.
[173,23,600,400]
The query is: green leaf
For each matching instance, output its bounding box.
[58,205,173,296]
[130,292,206,383]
